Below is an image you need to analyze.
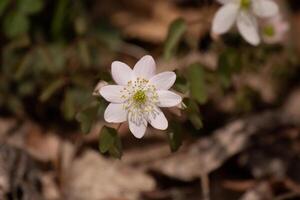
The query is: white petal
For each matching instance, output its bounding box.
[217,0,236,4]
[93,80,108,96]
[217,0,227,4]
[212,3,239,34]
[252,0,278,18]
[148,108,168,130]
[157,90,182,107]
[133,55,156,79]
[99,85,125,103]
[111,61,134,85]
[149,72,176,90]
[237,11,260,46]
[104,103,127,123]
[128,114,147,139]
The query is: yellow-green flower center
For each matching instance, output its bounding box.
[120,78,159,126]
[133,90,147,104]
[263,25,275,37]
[240,0,251,9]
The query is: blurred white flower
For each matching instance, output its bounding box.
[261,15,289,44]
[98,55,182,138]
[212,0,279,45]
[93,80,108,96]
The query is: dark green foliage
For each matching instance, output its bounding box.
[217,48,242,88]
[164,18,187,60]
[168,121,183,152]
[99,126,122,159]
[39,79,66,102]
[17,0,44,15]
[188,63,207,104]
[0,0,294,159]
[76,101,101,134]
[51,0,70,39]
[184,99,203,130]
[0,0,10,16]
[0,0,119,121]
[3,11,29,38]
[1,0,44,38]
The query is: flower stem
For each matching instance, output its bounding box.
[201,173,210,200]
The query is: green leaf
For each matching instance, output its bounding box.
[0,0,10,16]
[17,81,35,97]
[235,87,259,114]
[48,44,66,72]
[3,11,29,38]
[61,90,76,121]
[168,122,183,152]
[188,63,207,104]
[174,75,188,93]
[99,127,116,153]
[108,136,122,159]
[17,0,44,15]
[37,44,66,74]
[14,52,33,80]
[78,40,90,67]
[163,18,187,60]
[218,49,242,88]
[99,126,122,158]
[185,99,203,130]
[96,21,122,50]
[189,113,203,130]
[51,0,70,39]
[61,89,93,121]
[39,78,65,102]
[76,101,100,134]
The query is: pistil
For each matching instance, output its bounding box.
[263,25,275,37]
[240,0,251,9]
[133,90,147,104]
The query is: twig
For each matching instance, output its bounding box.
[201,173,210,200]
[150,109,296,181]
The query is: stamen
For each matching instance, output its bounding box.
[240,0,251,9]
[133,90,146,104]
[263,25,275,37]
[120,77,160,126]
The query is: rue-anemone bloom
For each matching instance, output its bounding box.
[261,15,289,44]
[212,0,279,46]
[98,55,182,138]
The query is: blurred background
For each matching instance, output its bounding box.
[1,0,300,199]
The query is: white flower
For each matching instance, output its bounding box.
[262,15,289,44]
[212,0,279,45]
[98,55,182,139]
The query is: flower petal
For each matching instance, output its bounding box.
[111,61,134,85]
[93,80,108,96]
[128,114,147,139]
[104,103,127,123]
[149,71,176,90]
[133,55,156,79]
[237,11,260,46]
[252,0,278,18]
[212,3,239,34]
[217,0,234,4]
[100,85,125,103]
[148,108,168,130]
[157,90,182,107]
